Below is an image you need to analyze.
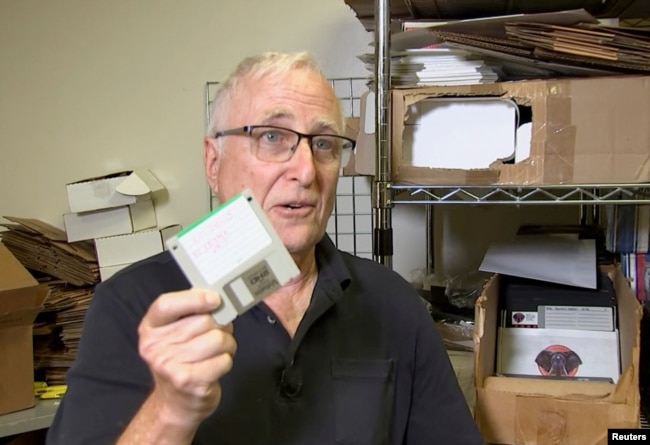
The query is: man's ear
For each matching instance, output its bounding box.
[204,137,221,194]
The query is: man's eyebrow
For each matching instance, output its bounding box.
[260,110,339,133]
[312,118,339,134]
[260,109,294,124]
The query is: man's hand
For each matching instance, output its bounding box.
[137,288,236,429]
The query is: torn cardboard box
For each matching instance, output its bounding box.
[358,75,650,185]
[66,169,164,213]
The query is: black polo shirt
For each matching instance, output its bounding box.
[47,235,484,445]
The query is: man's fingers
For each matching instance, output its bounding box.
[154,352,236,396]
[189,353,236,384]
[172,327,238,364]
[145,288,222,327]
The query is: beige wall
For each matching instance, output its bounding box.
[0,0,371,230]
[0,0,579,280]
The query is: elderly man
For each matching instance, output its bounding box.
[47,52,484,445]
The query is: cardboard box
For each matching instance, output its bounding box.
[66,169,164,213]
[63,200,157,243]
[94,224,182,267]
[341,117,367,176]
[0,243,49,415]
[353,91,378,176]
[381,75,650,185]
[473,267,642,445]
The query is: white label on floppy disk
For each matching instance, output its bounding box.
[176,196,272,284]
[166,191,300,325]
[538,306,614,332]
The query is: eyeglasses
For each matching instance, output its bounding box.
[214,125,356,166]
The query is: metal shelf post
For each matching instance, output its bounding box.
[372,0,394,267]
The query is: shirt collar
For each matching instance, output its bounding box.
[314,233,352,298]
[248,234,352,340]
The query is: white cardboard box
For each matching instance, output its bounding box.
[99,264,129,281]
[94,224,182,267]
[66,169,164,213]
[64,200,157,242]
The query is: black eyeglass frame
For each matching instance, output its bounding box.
[213,125,356,164]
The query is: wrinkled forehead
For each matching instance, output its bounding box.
[230,69,343,131]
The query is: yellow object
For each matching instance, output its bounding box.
[33,383,67,399]
[39,385,67,399]
[33,381,49,396]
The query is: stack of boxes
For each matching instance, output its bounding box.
[63,170,181,281]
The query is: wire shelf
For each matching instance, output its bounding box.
[390,183,650,205]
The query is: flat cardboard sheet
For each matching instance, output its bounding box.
[479,235,597,289]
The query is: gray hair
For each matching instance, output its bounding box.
[206,51,345,139]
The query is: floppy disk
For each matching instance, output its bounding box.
[166,190,300,325]
[500,272,616,329]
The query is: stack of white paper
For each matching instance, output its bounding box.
[359,48,500,86]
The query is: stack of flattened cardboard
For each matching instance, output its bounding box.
[0,216,99,386]
[32,279,94,385]
[505,21,650,72]
[396,9,650,79]
[0,216,99,286]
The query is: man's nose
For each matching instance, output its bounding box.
[287,137,317,182]
[292,136,316,162]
